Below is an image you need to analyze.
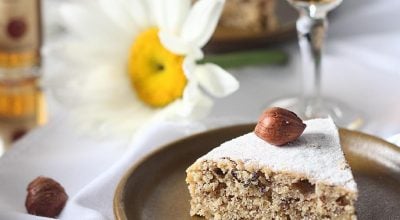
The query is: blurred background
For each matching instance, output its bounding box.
[1,0,400,155]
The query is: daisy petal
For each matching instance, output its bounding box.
[61,3,114,40]
[165,0,191,33]
[182,56,197,79]
[180,0,224,47]
[62,40,127,69]
[98,0,138,35]
[147,0,164,29]
[147,0,190,34]
[128,0,153,30]
[61,1,135,45]
[159,30,191,55]
[183,92,213,119]
[180,82,213,119]
[160,31,205,60]
[191,48,205,60]
[194,63,239,97]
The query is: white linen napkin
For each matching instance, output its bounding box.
[59,121,206,220]
[0,115,128,220]
[0,115,206,220]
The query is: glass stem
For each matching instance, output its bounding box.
[296,10,328,109]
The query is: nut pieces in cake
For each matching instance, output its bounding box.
[25,176,68,218]
[254,107,306,146]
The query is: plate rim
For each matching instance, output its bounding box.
[113,124,257,220]
[113,124,400,220]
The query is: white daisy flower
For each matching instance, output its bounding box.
[46,0,239,136]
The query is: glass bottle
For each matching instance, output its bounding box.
[0,0,45,153]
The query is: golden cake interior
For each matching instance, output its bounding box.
[186,158,357,220]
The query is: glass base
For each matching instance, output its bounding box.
[268,96,364,129]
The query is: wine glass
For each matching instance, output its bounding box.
[270,0,362,129]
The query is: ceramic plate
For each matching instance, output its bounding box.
[205,1,297,53]
[114,124,400,220]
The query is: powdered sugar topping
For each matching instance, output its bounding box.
[200,118,357,191]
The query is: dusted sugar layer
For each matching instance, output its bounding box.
[201,119,356,191]
[186,118,358,219]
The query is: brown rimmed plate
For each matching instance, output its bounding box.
[205,1,297,53]
[114,124,400,220]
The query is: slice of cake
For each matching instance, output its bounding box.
[186,109,357,219]
[218,0,277,31]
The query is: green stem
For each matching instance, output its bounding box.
[198,50,288,69]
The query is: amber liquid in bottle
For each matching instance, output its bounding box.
[0,0,45,150]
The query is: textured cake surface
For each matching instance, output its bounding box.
[186,118,358,219]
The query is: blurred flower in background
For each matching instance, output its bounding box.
[46,0,239,136]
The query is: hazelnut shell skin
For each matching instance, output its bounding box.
[255,107,306,146]
[25,176,68,218]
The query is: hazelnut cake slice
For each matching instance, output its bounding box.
[186,109,357,219]
[218,0,278,31]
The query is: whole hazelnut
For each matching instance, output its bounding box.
[254,107,306,146]
[25,176,68,218]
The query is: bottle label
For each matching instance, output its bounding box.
[0,0,41,67]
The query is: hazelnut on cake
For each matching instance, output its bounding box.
[186,109,358,219]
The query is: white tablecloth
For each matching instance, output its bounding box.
[1,0,400,219]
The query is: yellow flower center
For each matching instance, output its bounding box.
[128,28,187,108]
